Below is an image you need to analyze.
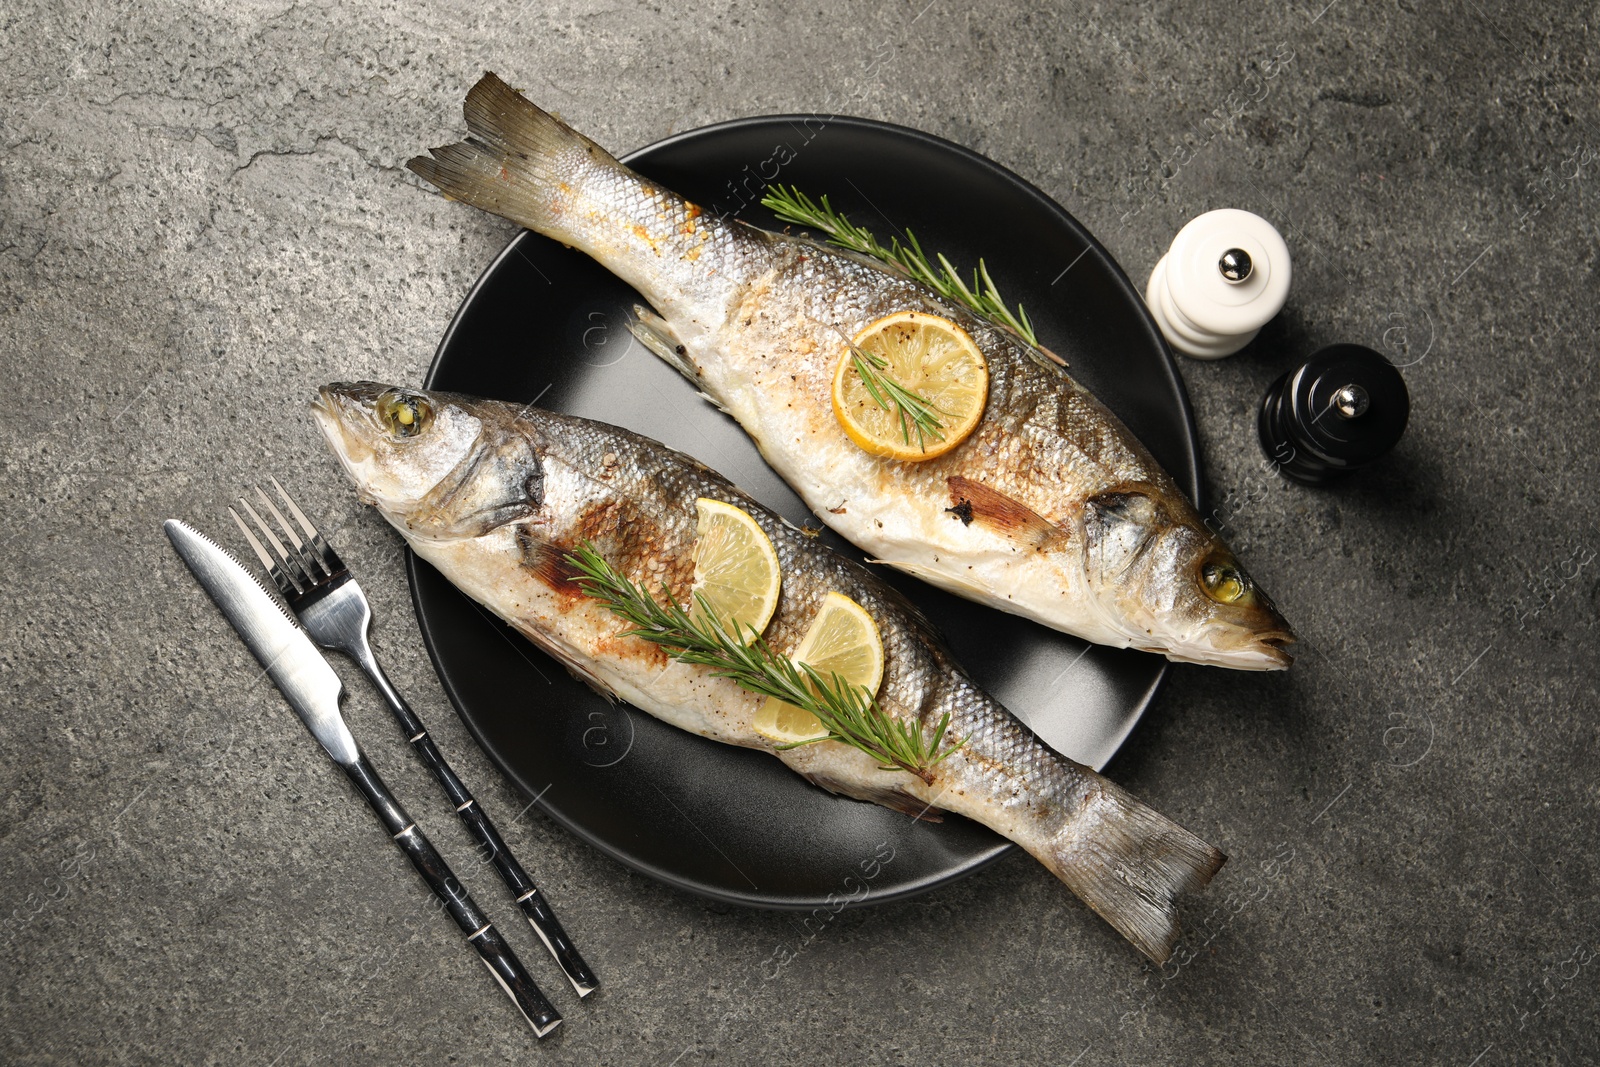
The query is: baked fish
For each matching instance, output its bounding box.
[314,381,1224,962]
[406,73,1296,670]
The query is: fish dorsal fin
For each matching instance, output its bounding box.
[945,476,1064,549]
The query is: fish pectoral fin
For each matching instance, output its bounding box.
[515,526,586,594]
[627,304,699,382]
[510,527,622,700]
[798,769,943,823]
[946,476,1064,549]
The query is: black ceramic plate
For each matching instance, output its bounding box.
[409,116,1201,909]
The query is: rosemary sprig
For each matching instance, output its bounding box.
[564,542,963,782]
[762,184,1040,347]
[837,327,948,452]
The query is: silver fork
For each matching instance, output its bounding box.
[231,479,599,998]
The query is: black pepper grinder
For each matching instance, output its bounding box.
[1257,344,1410,484]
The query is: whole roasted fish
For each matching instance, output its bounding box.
[407,74,1295,670]
[314,381,1224,963]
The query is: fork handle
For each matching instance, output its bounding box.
[340,755,562,1036]
[355,649,600,997]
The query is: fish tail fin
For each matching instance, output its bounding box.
[1046,781,1225,964]
[406,72,614,240]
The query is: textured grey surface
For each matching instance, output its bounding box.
[3,0,1597,1063]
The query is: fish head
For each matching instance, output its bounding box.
[312,382,544,541]
[1082,488,1295,670]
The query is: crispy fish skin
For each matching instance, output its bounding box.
[315,382,1225,963]
[407,73,1297,671]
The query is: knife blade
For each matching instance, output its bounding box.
[163,518,563,1037]
[164,518,359,766]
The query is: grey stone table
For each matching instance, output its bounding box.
[3,1,1595,1064]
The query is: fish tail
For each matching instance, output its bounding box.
[406,72,616,243]
[1045,781,1225,964]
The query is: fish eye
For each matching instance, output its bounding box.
[377,391,433,438]
[1200,553,1251,604]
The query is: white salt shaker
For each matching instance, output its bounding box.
[1145,208,1292,359]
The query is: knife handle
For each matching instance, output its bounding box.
[355,649,599,997]
[340,755,562,1037]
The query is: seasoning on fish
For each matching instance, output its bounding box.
[406,73,1297,670]
[314,382,1226,963]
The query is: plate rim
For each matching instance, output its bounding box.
[407,113,1201,909]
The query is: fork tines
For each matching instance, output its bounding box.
[229,477,347,602]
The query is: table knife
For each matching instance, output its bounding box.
[163,518,562,1037]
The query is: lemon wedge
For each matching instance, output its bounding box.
[832,310,988,461]
[690,498,782,643]
[754,591,885,744]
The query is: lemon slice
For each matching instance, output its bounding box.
[690,498,781,643]
[754,591,885,743]
[832,310,989,462]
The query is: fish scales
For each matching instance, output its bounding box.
[316,382,1225,963]
[409,73,1297,670]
